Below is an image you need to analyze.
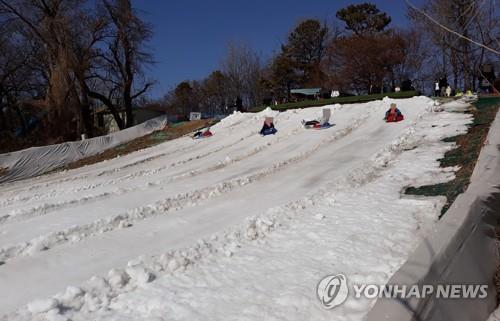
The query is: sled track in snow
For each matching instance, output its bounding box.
[0,133,268,226]
[0,108,328,222]
[0,133,251,209]
[0,132,246,200]
[0,116,264,208]
[0,129,260,207]
[0,191,113,225]
[0,114,369,263]
[0,123,301,224]
[0,114,257,198]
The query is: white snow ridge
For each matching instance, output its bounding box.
[0,97,472,321]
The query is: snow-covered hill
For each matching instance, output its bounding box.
[0,97,472,321]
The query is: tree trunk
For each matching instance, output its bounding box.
[463,41,470,90]
[75,77,94,138]
[124,82,134,127]
[80,91,94,138]
[0,107,6,131]
[451,48,458,89]
[13,103,26,133]
[84,83,125,130]
[0,89,5,131]
[46,59,80,139]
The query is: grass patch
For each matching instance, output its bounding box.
[168,121,187,128]
[249,91,419,112]
[405,97,500,216]
[51,119,216,172]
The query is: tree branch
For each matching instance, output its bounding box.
[131,82,153,99]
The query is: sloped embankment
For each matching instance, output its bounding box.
[54,119,215,172]
[406,97,500,216]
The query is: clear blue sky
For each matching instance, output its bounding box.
[133,1,417,99]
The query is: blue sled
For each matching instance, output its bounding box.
[314,123,334,130]
[260,128,278,136]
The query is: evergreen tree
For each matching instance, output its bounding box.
[336,3,391,35]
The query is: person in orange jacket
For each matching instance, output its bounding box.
[384,103,404,122]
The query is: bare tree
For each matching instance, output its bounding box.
[200,70,230,114]
[0,0,87,139]
[392,28,433,92]
[85,0,154,129]
[63,7,111,137]
[0,0,155,141]
[0,21,45,133]
[408,0,500,91]
[221,41,263,109]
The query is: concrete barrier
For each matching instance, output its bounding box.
[366,108,500,321]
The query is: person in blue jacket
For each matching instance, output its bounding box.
[260,118,277,136]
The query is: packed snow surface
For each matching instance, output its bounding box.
[0,97,472,321]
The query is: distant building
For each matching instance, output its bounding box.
[189,112,202,121]
[290,88,322,101]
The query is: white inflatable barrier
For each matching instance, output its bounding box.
[0,116,168,183]
[366,110,500,321]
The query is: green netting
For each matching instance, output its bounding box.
[169,121,186,128]
[151,131,168,141]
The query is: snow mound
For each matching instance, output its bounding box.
[440,99,473,112]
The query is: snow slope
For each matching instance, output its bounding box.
[0,97,472,321]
